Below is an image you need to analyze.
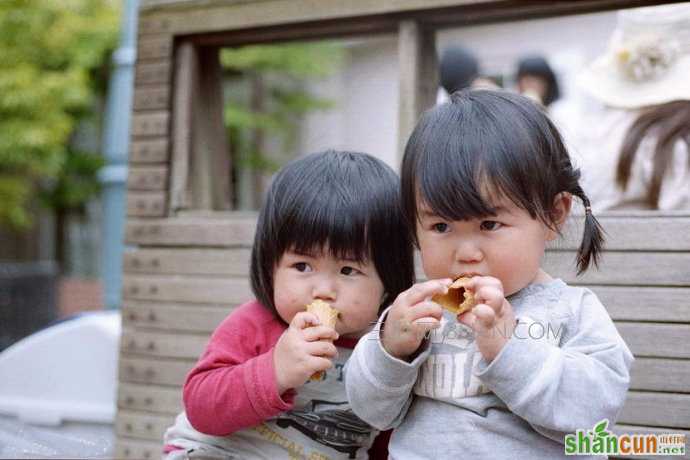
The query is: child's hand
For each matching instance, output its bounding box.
[458,276,516,362]
[273,311,339,394]
[382,279,452,360]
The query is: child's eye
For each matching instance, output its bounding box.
[432,222,450,233]
[340,266,360,276]
[480,220,502,231]
[293,262,312,272]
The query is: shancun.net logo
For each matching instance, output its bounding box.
[565,419,686,456]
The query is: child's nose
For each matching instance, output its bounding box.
[455,240,483,264]
[312,277,337,301]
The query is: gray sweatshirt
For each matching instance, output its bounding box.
[346,279,634,459]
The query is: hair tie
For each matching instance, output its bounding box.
[584,206,592,213]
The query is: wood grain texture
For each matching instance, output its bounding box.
[133,85,171,111]
[189,46,232,211]
[543,251,690,287]
[131,112,170,138]
[122,275,252,304]
[553,215,690,251]
[119,355,194,386]
[118,382,183,415]
[619,391,690,429]
[135,60,172,86]
[130,139,170,164]
[137,0,661,36]
[617,323,690,359]
[125,216,256,246]
[116,410,173,441]
[169,42,195,212]
[630,358,690,393]
[137,35,173,61]
[588,286,690,323]
[121,300,234,333]
[120,328,209,359]
[123,248,250,275]
[114,437,162,460]
[397,20,437,162]
[126,192,167,217]
[127,166,169,191]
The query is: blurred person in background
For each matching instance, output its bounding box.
[573,4,690,211]
[515,55,561,108]
[437,46,498,104]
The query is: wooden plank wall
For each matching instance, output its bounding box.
[116,215,256,458]
[544,213,690,459]
[127,24,173,219]
[117,17,174,456]
[115,212,690,458]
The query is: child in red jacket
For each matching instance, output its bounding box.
[163,150,414,459]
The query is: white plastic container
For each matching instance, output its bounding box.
[0,311,121,458]
[0,311,121,426]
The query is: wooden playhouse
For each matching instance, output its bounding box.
[117,0,690,457]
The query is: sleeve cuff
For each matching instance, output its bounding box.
[245,348,294,419]
[355,309,430,392]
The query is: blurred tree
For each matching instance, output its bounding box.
[0,0,118,233]
[221,43,342,208]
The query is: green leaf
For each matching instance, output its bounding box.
[594,419,609,434]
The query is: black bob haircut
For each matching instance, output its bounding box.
[250,150,415,319]
[401,90,604,275]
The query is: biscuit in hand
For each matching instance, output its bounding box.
[431,277,476,316]
[306,299,339,329]
[306,300,339,381]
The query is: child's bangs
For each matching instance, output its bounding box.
[416,155,543,223]
[416,152,504,222]
[277,193,371,264]
[410,94,550,223]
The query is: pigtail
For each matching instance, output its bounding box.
[571,186,606,275]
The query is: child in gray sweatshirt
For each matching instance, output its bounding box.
[346,90,634,459]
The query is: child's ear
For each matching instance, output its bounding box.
[546,192,572,241]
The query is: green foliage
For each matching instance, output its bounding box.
[221,43,340,78]
[39,150,105,212]
[0,0,119,230]
[0,177,32,229]
[221,43,342,174]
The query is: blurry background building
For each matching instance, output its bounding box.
[216,10,620,212]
